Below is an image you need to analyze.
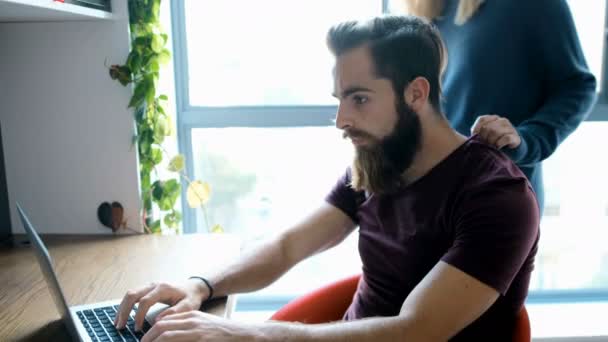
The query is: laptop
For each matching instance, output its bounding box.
[16,203,167,342]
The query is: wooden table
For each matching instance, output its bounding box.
[0,233,241,341]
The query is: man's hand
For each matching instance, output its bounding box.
[471,115,521,149]
[141,311,255,342]
[114,279,210,331]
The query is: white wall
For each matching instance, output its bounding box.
[0,0,142,234]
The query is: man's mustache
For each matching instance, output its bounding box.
[342,128,374,140]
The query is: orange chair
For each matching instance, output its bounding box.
[270,274,531,342]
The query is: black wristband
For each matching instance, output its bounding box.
[189,276,214,302]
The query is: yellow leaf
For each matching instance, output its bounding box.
[167,118,176,137]
[210,224,224,234]
[167,154,185,172]
[186,181,211,208]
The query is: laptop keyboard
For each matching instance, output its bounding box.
[76,305,151,342]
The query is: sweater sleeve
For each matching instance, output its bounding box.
[503,0,597,167]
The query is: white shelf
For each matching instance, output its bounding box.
[0,0,112,22]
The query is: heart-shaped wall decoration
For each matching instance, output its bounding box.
[97,201,126,232]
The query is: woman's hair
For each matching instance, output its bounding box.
[402,0,484,25]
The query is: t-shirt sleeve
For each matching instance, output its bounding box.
[441,179,540,295]
[324,168,362,224]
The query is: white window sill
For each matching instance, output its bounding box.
[528,301,608,341]
[233,302,608,341]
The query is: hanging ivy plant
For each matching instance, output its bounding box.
[109,0,221,234]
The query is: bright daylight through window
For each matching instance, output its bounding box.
[171,0,608,301]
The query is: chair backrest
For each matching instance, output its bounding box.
[513,306,531,342]
[271,274,531,341]
[270,274,361,323]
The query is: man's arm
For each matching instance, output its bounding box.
[117,202,357,329]
[323,262,494,340]
[145,261,499,342]
[208,202,357,298]
[258,261,498,342]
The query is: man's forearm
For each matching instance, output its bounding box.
[205,204,355,299]
[257,315,418,342]
[207,235,293,298]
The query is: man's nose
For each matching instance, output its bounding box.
[335,104,353,130]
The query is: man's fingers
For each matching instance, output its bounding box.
[154,330,197,342]
[134,288,163,331]
[155,301,193,322]
[115,283,157,329]
[142,318,197,342]
[471,115,499,135]
[158,310,199,322]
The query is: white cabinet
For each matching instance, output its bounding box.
[0,0,112,22]
[0,0,142,234]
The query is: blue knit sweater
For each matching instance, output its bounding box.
[434,0,597,210]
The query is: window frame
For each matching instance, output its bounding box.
[170,0,608,306]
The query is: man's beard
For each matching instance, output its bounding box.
[349,100,422,195]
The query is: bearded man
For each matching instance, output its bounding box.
[116,15,539,341]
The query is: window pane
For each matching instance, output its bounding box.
[532,122,608,291]
[191,123,608,295]
[191,127,352,236]
[191,127,361,294]
[184,0,381,107]
[567,1,605,92]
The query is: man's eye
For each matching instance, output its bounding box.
[353,95,368,105]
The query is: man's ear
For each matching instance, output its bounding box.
[403,76,431,111]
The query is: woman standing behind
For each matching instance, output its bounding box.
[403,0,597,212]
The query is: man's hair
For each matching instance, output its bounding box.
[327,15,447,111]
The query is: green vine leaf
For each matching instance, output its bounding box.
[151,0,161,22]
[168,154,185,172]
[128,77,151,108]
[135,106,146,121]
[152,180,165,201]
[149,219,161,233]
[110,0,222,234]
[151,34,163,53]
[164,211,182,229]
[149,58,160,72]
[158,179,180,210]
[150,147,162,165]
[153,116,168,143]
[156,104,166,117]
[126,52,142,74]
[144,77,156,105]
[158,49,171,65]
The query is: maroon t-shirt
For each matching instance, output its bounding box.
[326,136,539,341]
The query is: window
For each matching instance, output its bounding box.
[567,0,606,92]
[191,128,363,297]
[383,0,608,298]
[528,0,608,296]
[184,0,381,107]
[171,0,608,307]
[171,0,384,301]
[535,122,608,293]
